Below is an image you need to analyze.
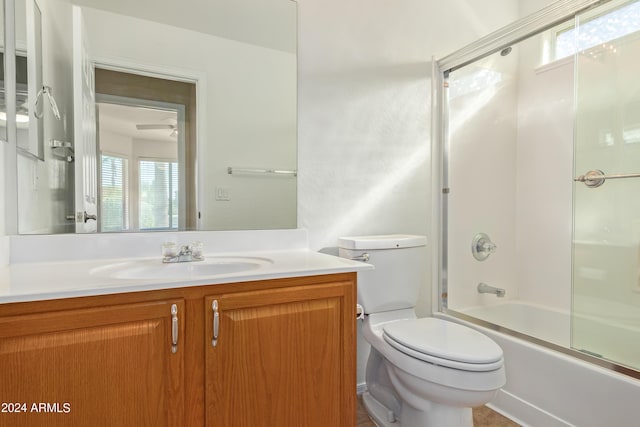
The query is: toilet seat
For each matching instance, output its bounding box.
[382,317,503,372]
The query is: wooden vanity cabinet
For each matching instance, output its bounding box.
[0,273,356,427]
[0,299,185,427]
[204,280,356,427]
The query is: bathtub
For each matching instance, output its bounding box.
[457,300,640,370]
[436,301,640,427]
[457,302,570,347]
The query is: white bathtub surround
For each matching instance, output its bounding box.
[439,312,640,427]
[461,299,640,369]
[459,301,570,347]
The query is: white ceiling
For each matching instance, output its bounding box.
[98,103,178,144]
[70,0,297,53]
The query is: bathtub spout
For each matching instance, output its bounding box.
[477,282,506,297]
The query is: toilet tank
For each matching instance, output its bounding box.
[338,234,427,314]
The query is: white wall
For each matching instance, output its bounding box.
[296,0,519,385]
[81,7,297,231]
[446,53,520,310]
[446,3,576,313]
[70,0,296,54]
[514,35,574,310]
[297,0,521,253]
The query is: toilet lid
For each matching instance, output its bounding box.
[382,318,503,372]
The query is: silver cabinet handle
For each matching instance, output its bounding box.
[171,304,178,354]
[212,300,219,347]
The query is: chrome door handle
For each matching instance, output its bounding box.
[83,211,97,223]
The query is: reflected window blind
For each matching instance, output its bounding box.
[100,154,129,232]
[139,159,179,230]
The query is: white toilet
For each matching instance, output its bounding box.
[338,234,506,427]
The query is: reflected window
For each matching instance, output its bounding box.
[554,0,640,60]
[623,124,640,144]
[100,154,129,232]
[139,159,179,230]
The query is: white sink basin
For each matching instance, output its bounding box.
[91,256,273,280]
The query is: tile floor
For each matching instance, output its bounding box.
[356,395,520,427]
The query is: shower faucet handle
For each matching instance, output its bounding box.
[481,241,496,253]
[472,233,496,261]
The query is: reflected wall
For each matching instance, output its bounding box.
[9,0,297,234]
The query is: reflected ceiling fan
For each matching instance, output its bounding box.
[135,120,178,137]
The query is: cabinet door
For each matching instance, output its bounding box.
[205,281,356,427]
[0,300,184,427]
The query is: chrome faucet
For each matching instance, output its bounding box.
[477,282,505,297]
[162,242,204,263]
[472,233,497,261]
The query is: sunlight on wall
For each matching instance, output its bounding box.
[324,142,430,241]
[447,60,504,138]
[448,85,500,137]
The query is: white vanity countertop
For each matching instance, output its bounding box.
[0,250,372,304]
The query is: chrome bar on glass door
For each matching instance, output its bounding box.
[574,169,640,188]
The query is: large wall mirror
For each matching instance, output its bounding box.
[5,0,297,234]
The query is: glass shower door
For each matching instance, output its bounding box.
[572,0,640,370]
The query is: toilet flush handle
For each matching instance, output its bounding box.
[350,252,370,262]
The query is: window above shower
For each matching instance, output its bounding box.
[548,0,640,62]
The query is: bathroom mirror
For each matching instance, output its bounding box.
[9,0,297,234]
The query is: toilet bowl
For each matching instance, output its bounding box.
[338,235,506,427]
[361,309,505,427]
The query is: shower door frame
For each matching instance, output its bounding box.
[431,0,640,379]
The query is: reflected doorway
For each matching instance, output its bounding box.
[97,101,184,232]
[94,68,197,231]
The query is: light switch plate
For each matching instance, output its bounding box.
[215,186,230,201]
